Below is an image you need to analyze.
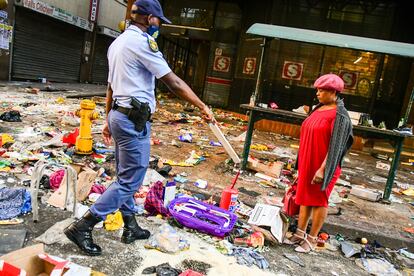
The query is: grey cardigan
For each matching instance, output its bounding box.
[299,98,354,191]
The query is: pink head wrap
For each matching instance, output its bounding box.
[314,74,344,92]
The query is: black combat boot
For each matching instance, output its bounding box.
[121,214,151,244]
[64,210,102,256]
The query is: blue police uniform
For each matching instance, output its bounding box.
[90,24,171,220]
[64,0,173,256]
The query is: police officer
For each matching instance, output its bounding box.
[64,0,214,256]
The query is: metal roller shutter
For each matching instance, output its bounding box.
[91,34,113,84]
[12,7,83,82]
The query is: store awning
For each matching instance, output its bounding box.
[247,23,414,58]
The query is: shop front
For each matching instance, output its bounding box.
[12,0,93,82]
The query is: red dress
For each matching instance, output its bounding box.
[295,108,341,207]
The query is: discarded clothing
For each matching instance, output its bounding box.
[142,263,182,276]
[0,111,22,122]
[104,211,123,231]
[49,169,65,191]
[0,188,31,220]
[90,184,106,195]
[144,181,170,216]
[232,247,269,269]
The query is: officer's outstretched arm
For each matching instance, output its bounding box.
[160,72,214,122]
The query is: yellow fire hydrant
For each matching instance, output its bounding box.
[75,99,99,154]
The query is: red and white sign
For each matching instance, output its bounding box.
[213,56,231,73]
[339,70,358,90]
[243,57,256,75]
[282,61,304,80]
[89,0,100,22]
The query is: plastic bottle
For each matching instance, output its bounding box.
[219,187,238,212]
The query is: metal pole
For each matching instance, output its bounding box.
[368,54,385,116]
[383,137,403,200]
[251,37,267,105]
[241,111,256,170]
[403,86,414,125]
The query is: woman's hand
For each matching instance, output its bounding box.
[312,167,324,184]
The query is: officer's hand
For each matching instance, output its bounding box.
[102,122,112,146]
[201,105,216,123]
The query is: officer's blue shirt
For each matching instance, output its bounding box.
[107,25,171,113]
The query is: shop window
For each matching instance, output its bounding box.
[321,47,381,98]
[235,34,261,79]
[163,0,215,28]
[265,40,323,88]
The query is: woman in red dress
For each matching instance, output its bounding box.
[284,74,353,253]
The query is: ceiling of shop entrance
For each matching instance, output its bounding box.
[247,23,414,58]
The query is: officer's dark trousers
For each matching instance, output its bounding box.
[90,109,150,219]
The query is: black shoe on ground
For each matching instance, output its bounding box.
[64,210,102,256]
[121,214,151,244]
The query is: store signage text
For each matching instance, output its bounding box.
[213,56,231,73]
[21,0,94,31]
[282,61,304,80]
[89,0,100,22]
[243,57,256,75]
[98,26,120,39]
[339,70,358,90]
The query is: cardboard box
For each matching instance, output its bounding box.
[248,157,283,178]
[247,203,288,243]
[0,244,92,276]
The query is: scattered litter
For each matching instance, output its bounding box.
[49,169,65,191]
[194,179,208,189]
[402,188,414,197]
[169,197,237,237]
[232,247,269,269]
[376,161,391,171]
[283,253,305,267]
[143,169,166,186]
[230,131,246,142]
[403,227,414,234]
[248,204,286,243]
[399,249,414,260]
[355,258,401,276]
[0,187,31,220]
[145,223,189,253]
[209,141,222,146]
[250,144,268,151]
[0,111,22,122]
[350,186,382,202]
[174,175,188,183]
[179,133,193,143]
[142,263,182,275]
[0,218,24,225]
[104,211,123,231]
[340,241,361,258]
[35,218,73,245]
[144,181,170,217]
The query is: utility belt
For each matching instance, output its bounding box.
[112,98,151,132]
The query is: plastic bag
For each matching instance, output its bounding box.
[145,223,189,253]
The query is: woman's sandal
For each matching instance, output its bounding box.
[283,228,306,245]
[294,234,317,253]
